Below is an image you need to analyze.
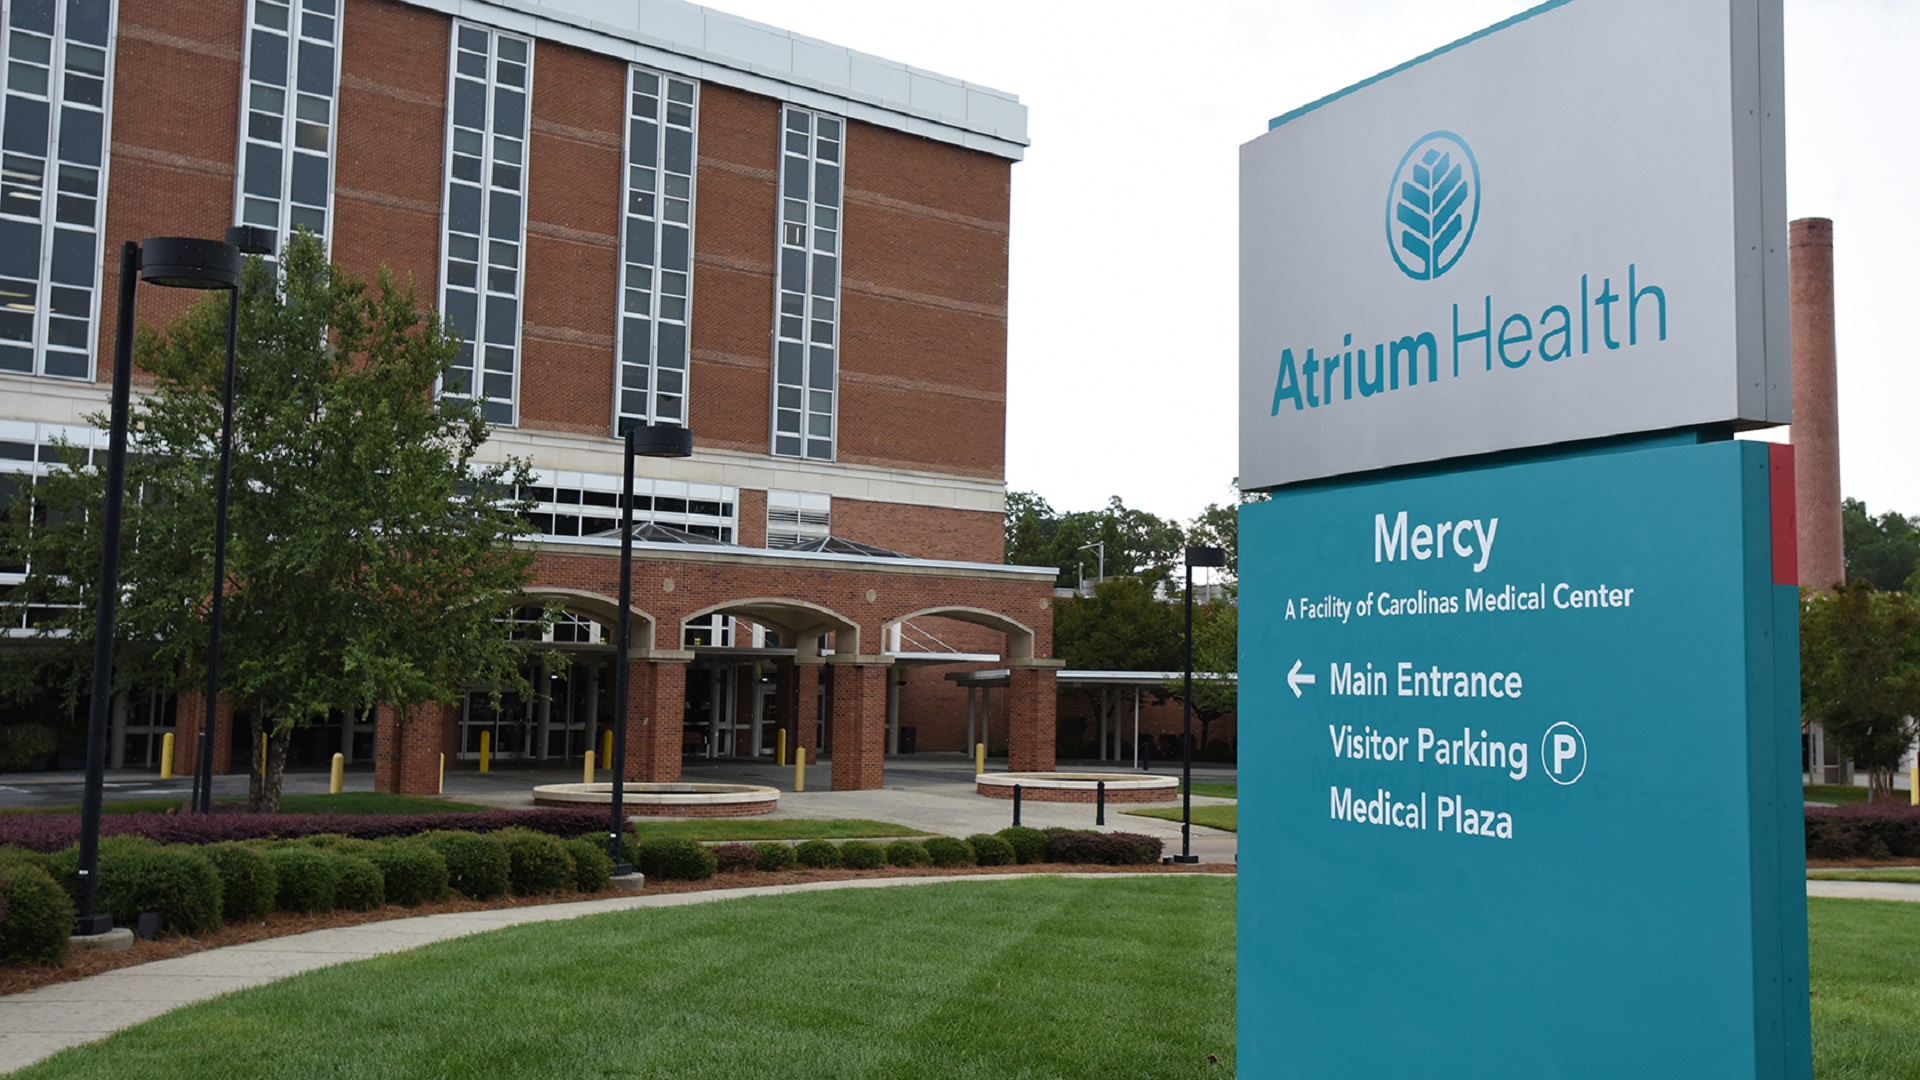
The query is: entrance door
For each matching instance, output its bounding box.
[459,689,533,761]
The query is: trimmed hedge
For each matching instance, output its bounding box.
[966,833,1016,867]
[838,840,885,870]
[333,854,386,911]
[883,840,929,868]
[636,838,717,881]
[366,844,450,906]
[1044,829,1163,865]
[0,807,610,854]
[419,832,510,900]
[1805,804,1920,860]
[496,828,577,896]
[204,843,278,922]
[794,839,841,869]
[47,843,224,935]
[266,846,338,913]
[996,826,1048,865]
[563,836,613,892]
[0,862,73,963]
[923,837,976,868]
[753,842,796,872]
[712,843,758,873]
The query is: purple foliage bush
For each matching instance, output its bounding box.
[1043,829,1164,865]
[0,807,608,854]
[1805,803,1920,860]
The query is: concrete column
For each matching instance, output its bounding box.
[1791,217,1844,593]
[173,690,235,775]
[829,663,888,790]
[374,701,448,794]
[109,691,128,770]
[625,659,686,782]
[1006,665,1059,773]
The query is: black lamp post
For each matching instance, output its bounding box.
[76,236,242,936]
[190,225,275,815]
[607,420,694,874]
[1175,544,1227,865]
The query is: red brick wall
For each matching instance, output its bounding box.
[687,85,778,455]
[831,498,1003,563]
[332,0,446,296]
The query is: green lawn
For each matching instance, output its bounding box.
[1809,868,1920,885]
[1,792,493,816]
[1809,898,1920,1078]
[628,818,929,842]
[17,877,1235,1080]
[1180,781,1238,799]
[1125,804,1237,832]
[1804,785,1878,806]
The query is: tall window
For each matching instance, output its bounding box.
[0,0,113,380]
[438,22,530,427]
[614,67,696,434]
[771,106,842,461]
[234,0,341,250]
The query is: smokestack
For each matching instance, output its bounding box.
[1790,217,1842,593]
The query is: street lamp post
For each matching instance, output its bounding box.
[1175,544,1227,865]
[191,225,275,815]
[607,421,694,874]
[1077,540,1104,595]
[76,237,242,936]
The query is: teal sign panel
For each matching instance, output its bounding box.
[1238,439,1809,1078]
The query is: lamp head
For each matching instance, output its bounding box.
[1185,545,1228,569]
[139,237,241,290]
[225,225,278,257]
[623,420,694,458]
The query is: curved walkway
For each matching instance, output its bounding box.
[0,873,1204,1075]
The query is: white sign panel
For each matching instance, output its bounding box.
[1238,0,1787,489]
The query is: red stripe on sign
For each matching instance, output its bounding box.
[1769,443,1797,586]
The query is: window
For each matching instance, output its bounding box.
[234,0,341,252]
[516,470,736,543]
[770,106,842,461]
[438,23,531,427]
[0,418,105,633]
[0,0,114,380]
[765,490,829,549]
[614,67,697,434]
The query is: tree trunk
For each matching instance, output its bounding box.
[247,719,293,813]
[1869,767,1896,804]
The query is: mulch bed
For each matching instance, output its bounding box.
[0,861,1234,998]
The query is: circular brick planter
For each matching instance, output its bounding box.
[975,772,1180,803]
[531,782,780,817]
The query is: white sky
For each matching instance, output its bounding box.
[711,0,1920,526]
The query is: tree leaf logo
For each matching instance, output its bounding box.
[1386,131,1481,282]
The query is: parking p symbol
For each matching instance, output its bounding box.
[1542,722,1587,786]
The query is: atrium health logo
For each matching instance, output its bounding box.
[1387,131,1481,281]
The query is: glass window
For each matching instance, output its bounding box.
[235,0,339,259]
[613,68,698,437]
[770,106,845,461]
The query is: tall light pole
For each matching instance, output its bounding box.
[77,237,242,936]
[190,225,275,815]
[1077,540,1104,595]
[607,420,694,874]
[1176,544,1227,865]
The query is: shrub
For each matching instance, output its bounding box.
[495,828,578,896]
[366,844,449,906]
[1805,804,1920,860]
[923,836,976,868]
[883,840,929,868]
[266,846,338,913]
[0,863,73,963]
[563,836,613,892]
[203,843,278,922]
[299,833,380,855]
[418,832,509,900]
[1044,830,1163,865]
[996,826,1049,865]
[0,722,58,772]
[332,854,386,911]
[838,840,885,870]
[966,833,1016,867]
[794,840,842,869]
[712,843,758,874]
[752,842,796,872]
[635,838,716,882]
[79,845,224,935]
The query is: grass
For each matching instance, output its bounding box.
[1809,868,1920,885]
[1180,782,1237,799]
[1125,804,1237,832]
[626,818,929,842]
[16,877,1235,1080]
[1809,898,1920,1078]
[1,792,494,816]
[1805,785,1876,806]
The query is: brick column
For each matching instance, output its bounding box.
[829,663,888,791]
[793,663,820,756]
[173,691,235,775]
[374,701,448,794]
[624,659,685,782]
[1006,665,1059,773]
[1790,217,1843,593]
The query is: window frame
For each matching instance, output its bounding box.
[611,65,699,437]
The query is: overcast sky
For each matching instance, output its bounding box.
[712,0,1918,527]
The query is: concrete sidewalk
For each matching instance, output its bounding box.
[1805,879,1920,903]
[0,872,1210,1075]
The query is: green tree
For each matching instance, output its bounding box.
[1185,477,1270,579]
[1,234,544,811]
[1800,580,1920,801]
[1841,497,1920,592]
[1165,596,1236,752]
[1004,492,1187,590]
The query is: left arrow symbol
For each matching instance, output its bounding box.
[1288,659,1316,699]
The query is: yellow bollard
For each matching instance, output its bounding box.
[262,738,268,776]
[583,750,596,784]
[975,742,985,776]
[1912,763,1917,807]
[602,730,614,772]
[438,753,445,794]
[776,728,787,768]
[159,733,174,780]
[794,747,806,792]
[479,730,491,773]
[329,752,345,794]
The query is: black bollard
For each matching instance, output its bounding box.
[1013,783,1023,827]
[1096,780,1106,826]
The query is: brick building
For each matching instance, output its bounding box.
[0,0,1061,791]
